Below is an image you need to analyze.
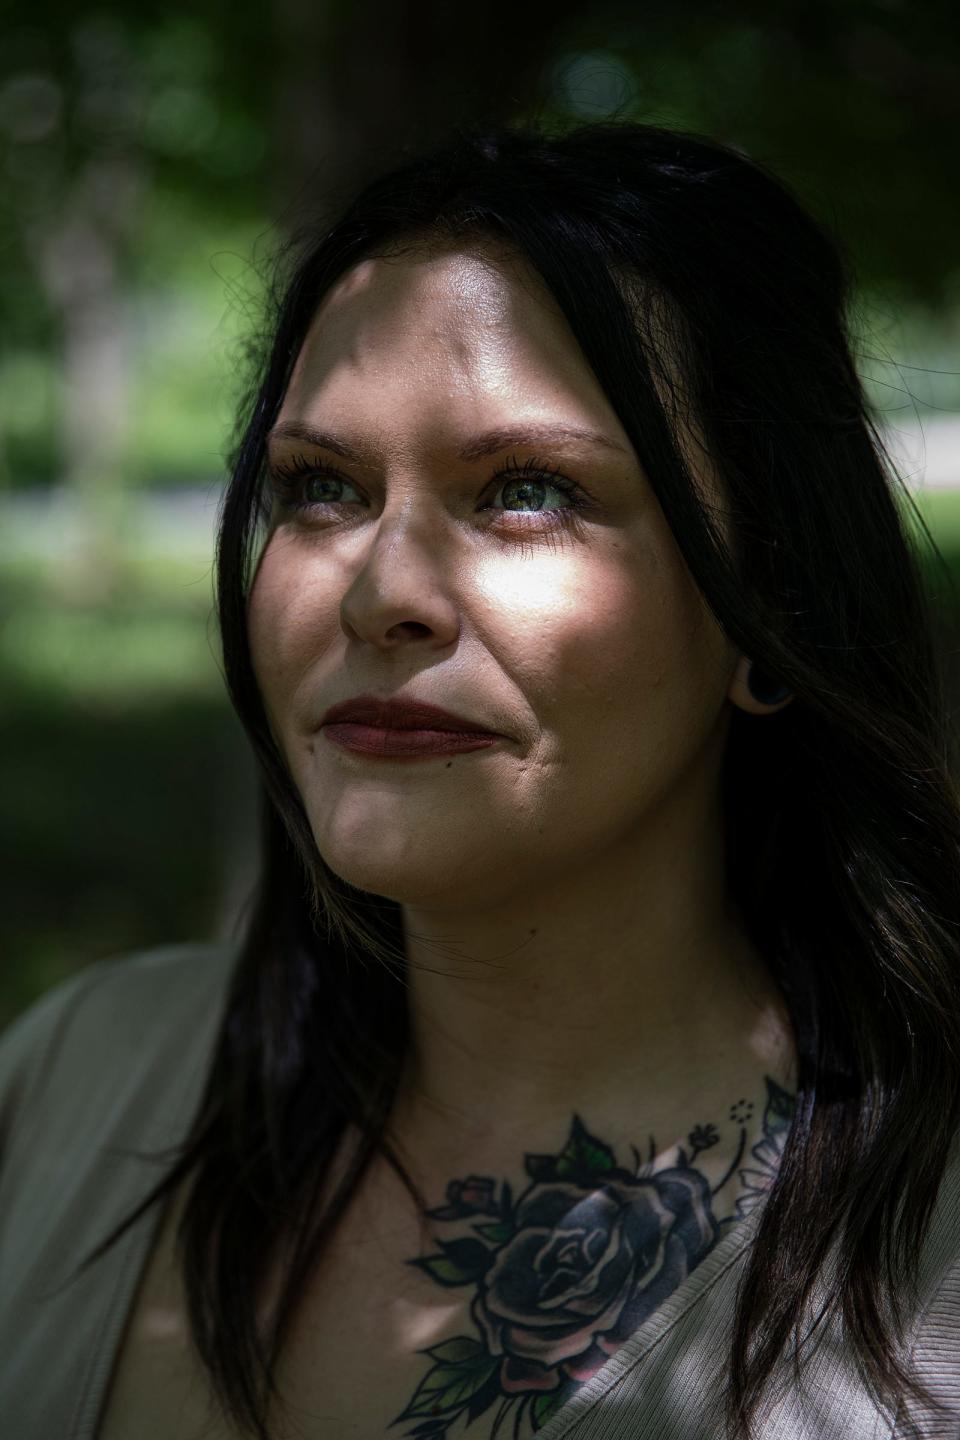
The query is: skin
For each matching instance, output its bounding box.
[247,234,797,1240]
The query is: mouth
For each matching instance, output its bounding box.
[321,722,502,760]
[320,693,499,736]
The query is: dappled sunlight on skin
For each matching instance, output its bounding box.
[247,242,798,1308]
[244,241,800,1434]
[245,422,796,1414]
[139,1301,189,1344]
[389,1295,464,1355]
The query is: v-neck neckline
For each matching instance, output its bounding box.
[86,1152,770,1440]
[77,945,776,1440]
[87,1171,769,1440]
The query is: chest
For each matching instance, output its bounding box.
[97,1170,583,1440]
[96,1128,748,1440]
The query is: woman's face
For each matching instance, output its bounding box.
[248,239,742,911]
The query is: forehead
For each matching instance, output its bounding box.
[270,238,733,544]
[278,238,617,421]
[316,234,553,332]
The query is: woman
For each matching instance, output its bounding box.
[1,119,959,1440]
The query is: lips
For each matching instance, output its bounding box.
[320,694,497,734]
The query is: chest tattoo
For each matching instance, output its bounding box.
[388,1076,795,1439]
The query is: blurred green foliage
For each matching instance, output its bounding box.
[2,0,959,1025]
[2,2,960,493]
[0,543,256,1029]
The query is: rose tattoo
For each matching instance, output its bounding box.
[390,1078,795,1438]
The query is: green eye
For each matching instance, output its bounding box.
[267,450,594,532]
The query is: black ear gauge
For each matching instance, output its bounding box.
[746,662,792,706]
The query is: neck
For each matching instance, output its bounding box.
[390,812,796,1177]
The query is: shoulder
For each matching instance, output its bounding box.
[0,945,237,1434]
[0,942,236,1156]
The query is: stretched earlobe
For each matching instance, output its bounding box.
[746,661,792,706]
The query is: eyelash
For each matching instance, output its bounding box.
[266,451,594,531]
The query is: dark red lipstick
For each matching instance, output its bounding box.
[320,694,503,759]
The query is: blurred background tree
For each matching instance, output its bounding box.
[2,0,959,1023]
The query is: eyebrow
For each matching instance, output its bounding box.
[266,420,628,462]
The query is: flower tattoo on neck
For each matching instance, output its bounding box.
[389,1077,795,1438]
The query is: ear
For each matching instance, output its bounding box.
[728,655,795,716]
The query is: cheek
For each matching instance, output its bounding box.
[247,537,337,732]
[528,547,730,830]
[246,523,728,767]
[498,537,718,729]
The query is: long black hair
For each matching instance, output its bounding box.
[71,117,960,1439]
